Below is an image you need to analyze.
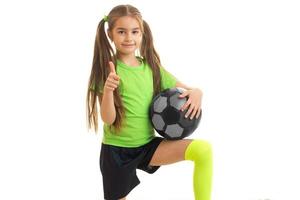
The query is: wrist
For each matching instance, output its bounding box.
[188,87,200,91]
[191,88,203,95]
[103,87,114,96]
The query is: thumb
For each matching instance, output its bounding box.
[108,61,116,74]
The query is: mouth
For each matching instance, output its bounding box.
[122,44,135,48]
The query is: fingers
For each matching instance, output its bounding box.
[184,103,195,119]
[179,89,203,119]
[184,104,200,120]
[109,61,116,74]
[107,76,120,87]
[104,71,120,92]
[181,98,201,120]
[104,61,120,92]
[104,83,118,92]
[104,85,115,92]
[109,73,120,81]
[179,91,189,98]
[190,106,198,120]
[196,109,201,119]
[180,97,191,111]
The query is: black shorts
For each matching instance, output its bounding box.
[99,137,164,200]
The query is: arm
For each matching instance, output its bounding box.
[99,90,116,125]
[99,61,120,125]
[176,80,203,95]
[175,81,194,90]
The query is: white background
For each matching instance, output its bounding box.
[0,0,299,199]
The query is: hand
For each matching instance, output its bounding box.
[104,61,120,93]
[179,88,203,120]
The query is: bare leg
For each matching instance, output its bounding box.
[149,139,213,200]
[149,139,193,165]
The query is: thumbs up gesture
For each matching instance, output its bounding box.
[104,61,120,93]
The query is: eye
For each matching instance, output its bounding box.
[118,30,125,35]
[132,30,140,35]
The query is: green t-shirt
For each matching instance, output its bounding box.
[94,58,177,147]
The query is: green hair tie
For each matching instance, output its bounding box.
[103,15,108,22]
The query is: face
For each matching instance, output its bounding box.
[109,16,142,56]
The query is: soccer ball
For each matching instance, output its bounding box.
[149,87,202,140]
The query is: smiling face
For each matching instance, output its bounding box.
[109,16,143,57]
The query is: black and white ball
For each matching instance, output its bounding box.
[149,87,201,140]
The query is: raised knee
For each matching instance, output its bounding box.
[185,139,213,163]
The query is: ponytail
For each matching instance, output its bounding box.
[141,20,162,97]
[86,19,124,133]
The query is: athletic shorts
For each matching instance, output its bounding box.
[99,137,164,200]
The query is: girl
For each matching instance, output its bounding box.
[86,4,213,200]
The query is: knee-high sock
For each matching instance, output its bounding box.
[184,140,213,200]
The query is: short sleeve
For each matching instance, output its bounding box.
[160,67,177,90]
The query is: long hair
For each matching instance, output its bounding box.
[86,4,162,133]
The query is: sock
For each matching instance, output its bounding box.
[185,140,213,200]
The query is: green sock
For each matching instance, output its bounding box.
[185,140,213,200]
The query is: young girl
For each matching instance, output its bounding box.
[86,4,213,200]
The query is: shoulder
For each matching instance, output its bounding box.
[139,56,163,71]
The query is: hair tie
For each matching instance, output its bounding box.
[103,15,108,22]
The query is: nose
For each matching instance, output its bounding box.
[125,33,133,41]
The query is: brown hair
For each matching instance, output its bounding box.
[86,4,162,133]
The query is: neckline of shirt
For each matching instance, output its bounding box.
[117,57,144,70]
